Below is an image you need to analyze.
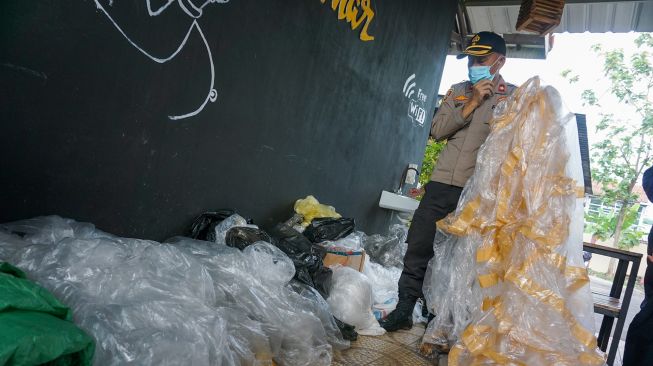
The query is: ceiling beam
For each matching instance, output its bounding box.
[502,33,546,46]
[464,0,651,6]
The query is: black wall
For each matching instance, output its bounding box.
[1,0,457,240]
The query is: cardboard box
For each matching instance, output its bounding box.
[323,250,366,272]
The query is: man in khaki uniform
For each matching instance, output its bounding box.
[381,31,516,332]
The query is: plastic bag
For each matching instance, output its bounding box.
[322,231,364,252]
[412,298,429,325]
[287,281,350,350]
[0,231,30,261]
[361,224,408,268]
[333,317,358,341]
[327,266,384,335]
[269,224,332,297]
[243,242,296,287]
[3,218,348,366]
[0,215,113,245]
[421,77,605,365]
[294,196,341,227]
[362,258,401,306]
[226,227,274,250]
[187,209,237,241]
[213,214,250,245]
[303,218,355,243]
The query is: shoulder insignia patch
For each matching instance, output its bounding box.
[443,88,453,101]
[498,84,506,93]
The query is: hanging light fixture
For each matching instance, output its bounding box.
[516,0,565,35]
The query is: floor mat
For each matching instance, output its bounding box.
[332,324,446,365]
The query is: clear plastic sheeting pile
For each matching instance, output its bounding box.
[422,77,605,365]
[327,266,385,336]
[363,258,401,320]
[361,224,408,268]
[0,216,348,366]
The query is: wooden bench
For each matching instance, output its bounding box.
[583,242,642,366]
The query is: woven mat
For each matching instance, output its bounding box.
[332,324,447,366]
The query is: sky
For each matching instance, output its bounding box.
[438,32,646,134]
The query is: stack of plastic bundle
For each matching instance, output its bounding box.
[422,77,605,366]
[0,215,348,366]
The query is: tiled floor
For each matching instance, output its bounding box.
[332,325,626,366]
[332,324,446,366]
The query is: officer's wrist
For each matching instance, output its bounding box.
[466,99,480,110]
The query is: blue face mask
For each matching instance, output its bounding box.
[468,58,500,84]
[468,66,493,84]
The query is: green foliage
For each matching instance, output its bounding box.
[564,33,653,250]
[560,68,579,83]
[584,211,614,241]
[419,138,446,187]
[585,204,645,249]
[619,228,646,249]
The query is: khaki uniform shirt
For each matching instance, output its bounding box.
[430,75,516,187]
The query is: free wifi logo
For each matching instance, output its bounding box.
[403,74,416,99]
[402,73,428,126]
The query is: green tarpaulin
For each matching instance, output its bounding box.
[0,262,94,366]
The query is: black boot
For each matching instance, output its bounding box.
[379,294,416,332]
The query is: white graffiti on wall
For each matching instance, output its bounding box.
[94,0,230,120]
[403,73,428,125]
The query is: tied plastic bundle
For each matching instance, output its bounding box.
[422,77,605,366]
[327,266,385,336]
[0,215,348,366]
[361,224,408,268]
[362,258,401,320]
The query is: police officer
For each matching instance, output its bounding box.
[381,31,517,331]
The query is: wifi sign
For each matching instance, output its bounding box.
[403,73,428,126]
[403,74,417,99]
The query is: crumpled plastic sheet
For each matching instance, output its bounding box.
[363,258,401,321]
[213,214,251,245]
[319,232,364,253]
[363,257,401,306]
[0,215,348,366]
[422,77,605,365]
[327,266,385,336]
[361,224,408,269]
[226,227,274,251]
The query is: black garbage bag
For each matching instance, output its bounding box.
[225,227,274,250]
[270,224,333,298]
[188,210,253,241]
[334,317,358,341]
[303,218,356,243]
[311,265,333,300]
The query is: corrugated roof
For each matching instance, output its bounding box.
[466,1,653,34]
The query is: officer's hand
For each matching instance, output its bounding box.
[470,79,494,107]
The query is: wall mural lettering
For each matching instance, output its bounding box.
[403,73,428,125]
[94,0,230,120]
[319,0,375,42]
